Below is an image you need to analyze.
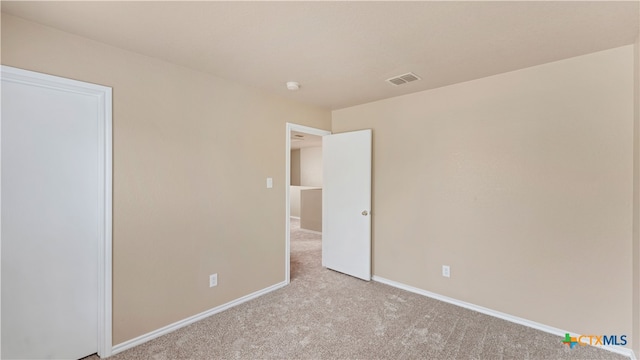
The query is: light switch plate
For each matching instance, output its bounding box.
[266,177,273,188]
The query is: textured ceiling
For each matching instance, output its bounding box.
[2,1,638,110]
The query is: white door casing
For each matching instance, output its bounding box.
[322,129,372,281]
[1,66,112,358]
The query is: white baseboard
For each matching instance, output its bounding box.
[290,216,300,220]
[111,281,288,356]
[372,276,636,360]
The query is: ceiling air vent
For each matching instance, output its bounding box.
[386,72,421,86]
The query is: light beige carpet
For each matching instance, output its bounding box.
[102,219,626,360]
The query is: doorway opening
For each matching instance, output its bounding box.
[285,123,331,282]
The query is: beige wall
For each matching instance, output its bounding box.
[290,147,322,217]
[634,25,640,356]
[300,147,323,187]
[333,46,634,347]
[290,149,301,186]
[300,189,322,232]
[1,14,331,344]
[289,186,319,218]
[4,10,638,354]
[290,186,302,218]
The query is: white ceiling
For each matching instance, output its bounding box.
[291,131,322,150]
[2,1,638,110]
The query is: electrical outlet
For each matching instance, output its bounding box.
[442,265,450,278]
[209,273,218,287]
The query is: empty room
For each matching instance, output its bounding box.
[1,1,640,359]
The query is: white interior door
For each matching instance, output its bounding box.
[322,129,371,281]
[1,67,111,359]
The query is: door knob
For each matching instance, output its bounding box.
[362,210,369,216]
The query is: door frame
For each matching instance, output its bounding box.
[285,123,331,283]
[0,65,113,357]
